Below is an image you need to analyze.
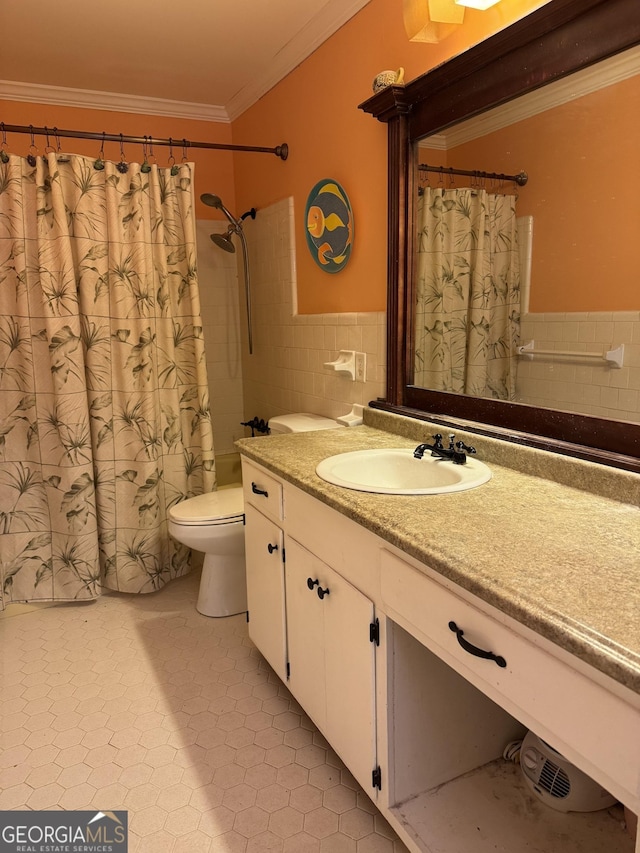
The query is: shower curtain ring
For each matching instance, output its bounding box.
[27,125,37,166]
[141,135,152,173]
[94,132,106,170]
[0,123,9,164]
[181,138,188,163]
[168,137,179,175]
[53,127,69,163]
[44,127,55,155]
[116,133,128,173]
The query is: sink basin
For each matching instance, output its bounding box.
[315,448,491,495]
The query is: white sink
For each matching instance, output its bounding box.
[315,448,491,495]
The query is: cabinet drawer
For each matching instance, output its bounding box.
[242,460,283,522]
[380,550,640,805]
[283,482,381,602]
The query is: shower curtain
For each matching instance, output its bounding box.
[0,153,215,609]
[414,186,520,399]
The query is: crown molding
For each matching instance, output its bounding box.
[0,79,230,123]
[225,0,371,120]
[421,43,640,150]
[0,0,371,125]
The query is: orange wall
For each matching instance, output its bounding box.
[231,0,550,313]
[445,73,640,312]
[0,101,238,224]
[1,0,548,314]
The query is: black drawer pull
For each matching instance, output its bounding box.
[317,586,330,600]
[251,482,269,497]
[448,621,506,668]
[267,543,278,554]
[307,578,319,590]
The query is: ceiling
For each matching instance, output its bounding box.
[1,0,371,122]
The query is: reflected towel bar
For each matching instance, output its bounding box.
[517,341,624,368]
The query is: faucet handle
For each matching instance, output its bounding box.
[432,433,443,449]
[456,440,476,455]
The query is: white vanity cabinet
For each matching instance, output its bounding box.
[285,537,377,795]
[381,550,640,809]
[243,462,287,682]
[240,456,639,853]
[381,549,639,853]
[242,457,380,797]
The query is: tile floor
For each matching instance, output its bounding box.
[0,570,410,853]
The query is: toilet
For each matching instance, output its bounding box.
[168,488,246,617]
[168,413,342,617]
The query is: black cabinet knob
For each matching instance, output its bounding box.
[317,586,330,600]
[267,543,278,554]
[307,577,319,590]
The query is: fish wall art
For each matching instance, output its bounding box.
[305,179,354,273]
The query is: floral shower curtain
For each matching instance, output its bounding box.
[414,186,521,399]
[0,153,215,609]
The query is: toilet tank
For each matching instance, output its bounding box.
[268,413,343,434]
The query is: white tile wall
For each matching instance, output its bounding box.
[239,198,387,426]
[197,221,245,456]
[516,311,640,422]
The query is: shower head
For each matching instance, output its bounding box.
[200,192,240,228]
[210,231,236,253]
[200,193,223,209]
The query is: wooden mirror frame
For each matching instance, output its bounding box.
[360,0,640,473]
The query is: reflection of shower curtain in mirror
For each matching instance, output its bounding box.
[414,186,520,399]
[0,153,215,609]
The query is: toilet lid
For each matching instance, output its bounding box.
[268,413,342,433]
[169,488,244,524]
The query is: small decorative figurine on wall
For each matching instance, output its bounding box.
[305,179,354,273]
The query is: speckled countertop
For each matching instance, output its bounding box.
[236,411,640,697]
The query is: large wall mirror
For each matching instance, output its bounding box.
[361,0,640,473]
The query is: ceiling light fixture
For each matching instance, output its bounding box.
[403,0,501,44]
[403,0,464,43]
[455,0,502,9]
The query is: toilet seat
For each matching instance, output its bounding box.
[169,488,244,527]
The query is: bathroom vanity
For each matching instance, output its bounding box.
[237,413,640,853]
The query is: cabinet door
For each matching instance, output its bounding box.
[286,537,377,794]
[323,563,377,795]
[244,504,287,681]
[284,538,327,731]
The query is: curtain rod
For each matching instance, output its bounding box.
[0,122,289,161]
[419,164,528,186]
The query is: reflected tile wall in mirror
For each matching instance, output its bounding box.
[517,311,640,421]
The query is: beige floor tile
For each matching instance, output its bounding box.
[0,570,408,852]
